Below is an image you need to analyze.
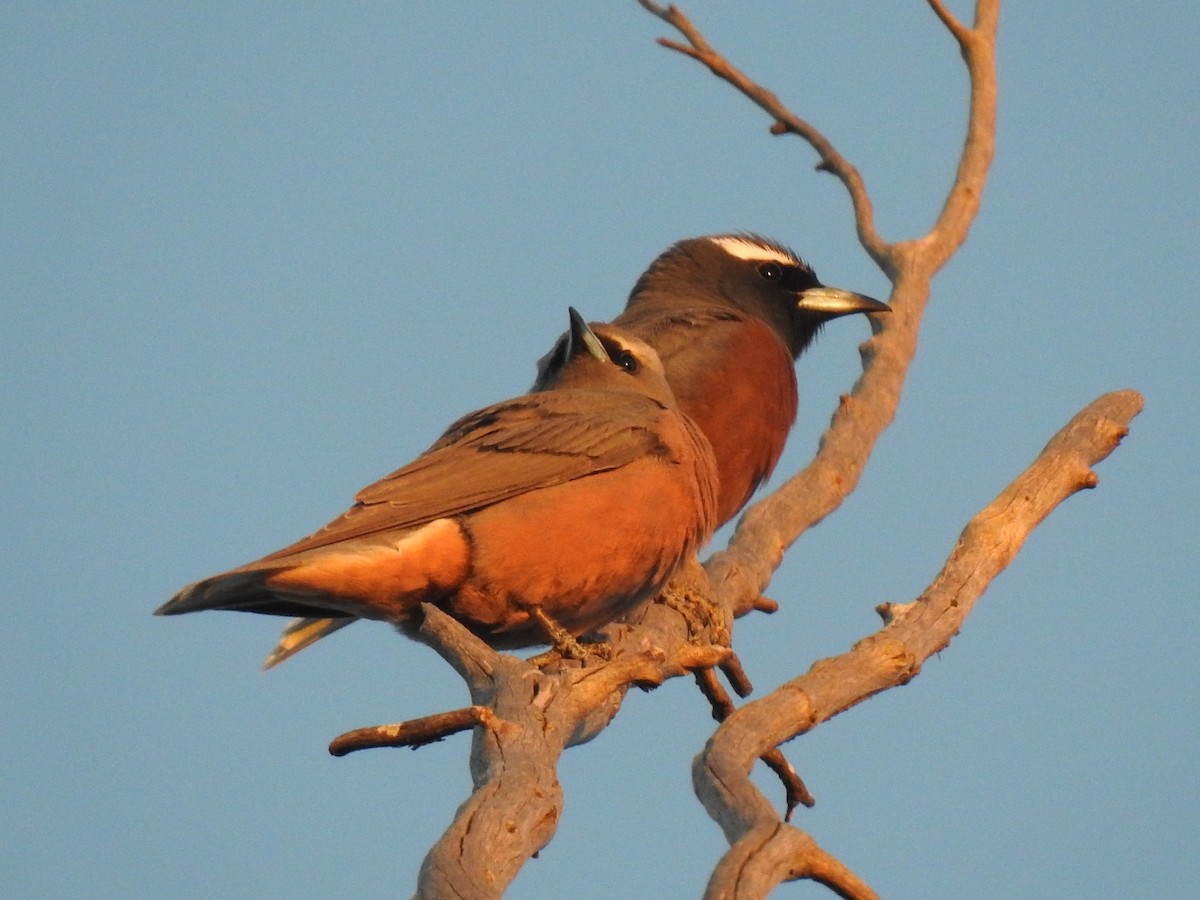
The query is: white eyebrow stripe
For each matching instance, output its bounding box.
[709,236,797,266]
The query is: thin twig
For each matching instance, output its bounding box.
[926,0,972,46]
[638,1,889,269]
[695,666,737,718]
[718,653,753,698]
[328,706,488,757]
[695,668,815,814]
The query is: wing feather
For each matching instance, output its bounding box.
[260,390,669,561]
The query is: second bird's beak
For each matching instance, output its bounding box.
[796,285,889,318]
[567,306,610,363]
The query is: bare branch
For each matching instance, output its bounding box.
[637,1,889,268]
[702,824,879,900]
[926,0,971,46]
[328,706,486,757]
[695,665,736,719]
[921,0,1001,272]
[391,590,736,896]
[695,390,1144,897]
[696,667,815,815]
[718,654,754,698]
[761,750,813,819]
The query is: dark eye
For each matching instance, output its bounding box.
[615,350,639,374]
[758,262,783,281]
[599,334,641,373]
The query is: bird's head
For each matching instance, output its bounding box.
[537,308,677,406]
[627,233,888,357]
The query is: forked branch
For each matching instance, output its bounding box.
[695,391,1142,898]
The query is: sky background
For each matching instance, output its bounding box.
[4,3,1197,898]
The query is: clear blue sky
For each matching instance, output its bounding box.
[4,3,1196,897]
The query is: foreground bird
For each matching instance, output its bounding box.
[157,309,718,653]
[264,233,886,667]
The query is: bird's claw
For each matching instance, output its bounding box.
[527,607,613,664]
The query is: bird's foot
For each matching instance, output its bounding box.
[526,607,613,664]
[660,581,731,646]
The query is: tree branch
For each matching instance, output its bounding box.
[703,823,879,900]
[695,390,1143,897]
[344,597,737,897]
[637,0,889,269]
[696,667,815,815]
[919,0,1000,272]
[926,0,972,46]
[329,706,486,757]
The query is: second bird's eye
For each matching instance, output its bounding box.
[615,350,639,373]
[758,262,783,281]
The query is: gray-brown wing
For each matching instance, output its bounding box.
[260,390,670,561]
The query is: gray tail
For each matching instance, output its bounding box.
[155,569,340,619]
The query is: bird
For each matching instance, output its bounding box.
[156,309,719,656]
[262,233,886,667]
